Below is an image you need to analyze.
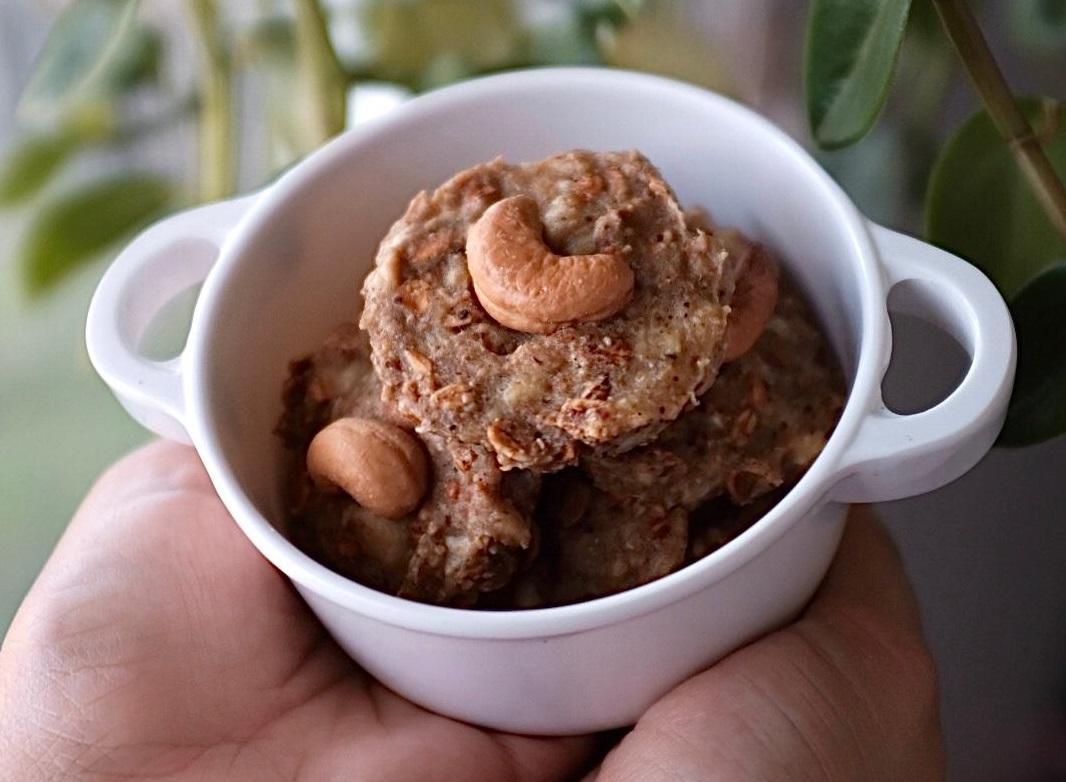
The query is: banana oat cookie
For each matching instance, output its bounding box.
[279,277,840,610]
[360,150,739,471]
[277,324,538,606]
[581,280,845,512]
[496,279,844,608]
[277,149,844,609]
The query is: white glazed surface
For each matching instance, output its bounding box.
[86,68,1016,735]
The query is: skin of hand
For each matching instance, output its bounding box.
[0,441,943,781]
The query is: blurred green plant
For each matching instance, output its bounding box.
[2,0,732,301]
[5,0,1062,445]
[806,0,1066,445]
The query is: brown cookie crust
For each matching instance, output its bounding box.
[360,150,735,471]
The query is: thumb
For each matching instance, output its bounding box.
[595,505,944,782]
[807,504,925,637]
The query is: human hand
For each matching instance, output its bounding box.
[1,442,942,781]
[0,441,593,781]
[587,503,944,781]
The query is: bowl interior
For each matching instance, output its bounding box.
[192,69,872,595]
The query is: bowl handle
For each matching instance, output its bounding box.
[829,224,1016,503]
[85,194,259,444]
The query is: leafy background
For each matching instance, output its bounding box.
[2,0,1066,777]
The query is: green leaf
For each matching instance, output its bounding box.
[906,0,945,41]
[104,22,164,92]
[926,98,1066,299]
[18,0,143,124]
[20,173,175,296]
[0,134,77,206]
[575,0,634,28]
[804,0,913,149]
[611,0,646,19]
[524,10,604,67]
[998,262,1066,446]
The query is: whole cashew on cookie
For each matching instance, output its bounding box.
[307,417,429,519]
[722,241,779,362]
[466,194,635,334]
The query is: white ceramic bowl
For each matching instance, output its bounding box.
[86,68,1015,736]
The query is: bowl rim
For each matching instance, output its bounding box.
[186,66,885,640]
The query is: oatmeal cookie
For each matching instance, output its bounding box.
[277,325,538,605]
[499,280,843,608]
[512,474,689,606]
[360,150,737,471]
[582,279,845,511]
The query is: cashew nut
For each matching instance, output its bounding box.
[466,195,635,334]
[722,241,779,362]
[307,417,429,519]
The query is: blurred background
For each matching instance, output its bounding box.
[2,1,1065,778]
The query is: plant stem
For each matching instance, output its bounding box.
[186,0,236,202]
[933,0,1066,247]
[294,0,348,147]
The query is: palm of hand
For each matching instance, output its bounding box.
[0,443,590,781]
[1,442,944,781]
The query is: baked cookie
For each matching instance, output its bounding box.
[582,279,845,512]
[360,150,738,471]
[277,325,538,606]
[502,279,844,608]
[279,150,844,609]
[512,473,689,607]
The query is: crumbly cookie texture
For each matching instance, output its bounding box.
[278,149,845,609]
[497,283,845,607]
[277,325,536,606]
[278,279,843,609]
[360,150,735,472]
[517,477,690,607]
[581,284,845,512]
